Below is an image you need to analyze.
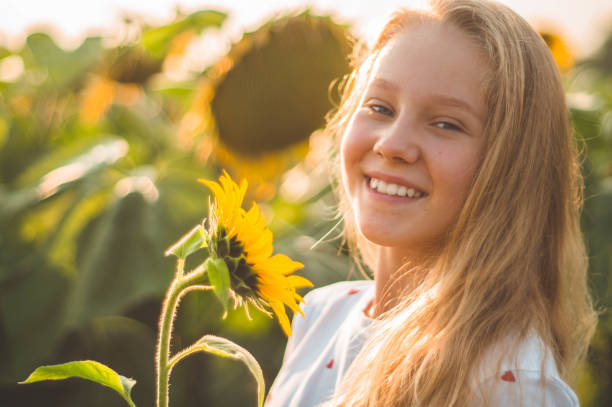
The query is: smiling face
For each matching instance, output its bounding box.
[341,21,490,261]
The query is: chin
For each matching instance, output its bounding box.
[357,222,408,247]
[357,222,444,257]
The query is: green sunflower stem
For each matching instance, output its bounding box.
[156,261,212,407]
[176,258,185,280]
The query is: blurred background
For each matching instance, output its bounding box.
[0,1,610,406]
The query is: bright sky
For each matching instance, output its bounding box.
[1,0,611,59]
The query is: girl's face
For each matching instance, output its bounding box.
[341,22,489,259]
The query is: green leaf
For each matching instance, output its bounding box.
[20,360,137,407]
[165,224,206,259]
[66,191,169,326]
[198,335,265,407]
[169,335,265,407]
[0,137,128,219]
[17,136,128,187]
[206,257,231,316]
[0,262,71,378]
[142,10,227,58]
[24,33,103,88]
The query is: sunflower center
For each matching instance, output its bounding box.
[231,257,260,297]
[214,227,260,296]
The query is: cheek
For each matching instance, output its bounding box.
[340,118,369,177]
[339,132,356,200]
[432,146,482,208]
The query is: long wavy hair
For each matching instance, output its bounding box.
[320,0,597,405]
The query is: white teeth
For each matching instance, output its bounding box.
[368,177,424,198]
[386,184,398,195]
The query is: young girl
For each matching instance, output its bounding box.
[267,0,597,405]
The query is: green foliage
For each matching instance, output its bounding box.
[567,29,612,407]
[24,34,103,89]
[142,10,227,58]
[165,224,206,259]
[0,7,349,406]
[206,258,231,316]
[0,10,215,406]
[21,360,137,407]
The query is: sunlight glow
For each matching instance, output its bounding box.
[38,140,129,199]
[1,0,611,57]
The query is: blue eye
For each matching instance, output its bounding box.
[369,104,394,116]
[433,121,462,131]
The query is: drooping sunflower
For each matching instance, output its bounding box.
[199,171,312,335]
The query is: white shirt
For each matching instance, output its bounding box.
[266,280,580,407]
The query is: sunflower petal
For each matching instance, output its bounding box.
[199,178,225,205]
[269,301,292,336]
[219,173,238,215]
[286,275,314,289]
[258,254,304,275]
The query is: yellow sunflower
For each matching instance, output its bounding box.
[198,171,312,335]
[540,30,574,72]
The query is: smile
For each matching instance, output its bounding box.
[367,177,426,198]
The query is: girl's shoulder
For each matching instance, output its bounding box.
[286,280,374,350]
[293,280,374,331]
[267,281,375,407]
[301,280,374,309]
[473,333,580,406]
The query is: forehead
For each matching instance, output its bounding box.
[368,22,490,110]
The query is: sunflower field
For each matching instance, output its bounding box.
[0,7,610,407]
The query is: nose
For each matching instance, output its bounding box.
[372,120,420,164]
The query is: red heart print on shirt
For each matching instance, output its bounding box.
[501,370,516,382]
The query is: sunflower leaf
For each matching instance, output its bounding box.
[165,224,206,259]
[196,335,265,407]
[206,258,231,317]
[19,360,137,407]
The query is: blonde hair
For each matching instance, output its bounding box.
[321,0,597,405]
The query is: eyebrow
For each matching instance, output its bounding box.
[370,77,400,92]
[369,77,482,121]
